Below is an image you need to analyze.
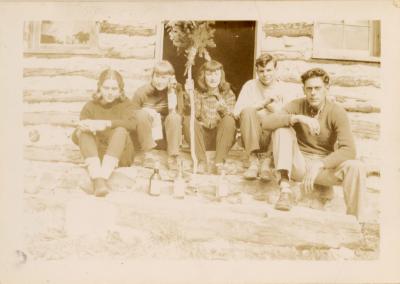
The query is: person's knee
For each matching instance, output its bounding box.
[291,168,306,182]
[78,131,95,143]
[134,109,152,123]
[220,115,236,129]
[112,126,128,137]
[273,127,295,140]
[240,107,257,119]
[342,159,366,175]
[166,112,182,125]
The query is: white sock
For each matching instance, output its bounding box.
[85,157,102,179]
[101,155,119,179]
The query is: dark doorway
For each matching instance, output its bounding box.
[162,21,256,96]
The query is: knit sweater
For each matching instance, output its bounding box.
[262,98,356,169]
[79,99,136,130]
[131,83,185,117]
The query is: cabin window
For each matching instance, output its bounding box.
[24,21,99,54]
[312,20,380,62]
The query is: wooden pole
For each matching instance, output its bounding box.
[188,65,198,174]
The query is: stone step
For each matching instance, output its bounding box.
[22,186,364,261]
[24,159,380,223]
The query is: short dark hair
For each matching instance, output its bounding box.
[301,68,330,85]
[255,53,277,68]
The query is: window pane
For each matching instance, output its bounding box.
[318,23,343,49]
[40,21,92,45]
[344,25,369,50]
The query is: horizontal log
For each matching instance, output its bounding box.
[24,112,79,127]
[101,45,155,59]
[99,21,156,36]
[24,48,155,60]
[348,113,380,140]
[98,33,156,49]
[24,102,85,113]
[23,68,151,82]
[263,22,314,38]
[277,60,380,88]
[23,89,94,103]
[261,36,312,60]
[24,145,83,164]
[24,125,76,146]
[23,57,155,73]
[23,76,148,99]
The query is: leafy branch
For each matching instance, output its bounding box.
[166,21,216,76]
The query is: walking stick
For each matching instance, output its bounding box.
[187,65,198,174]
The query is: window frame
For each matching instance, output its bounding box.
[312,21,380,63]
[24,21,100,55]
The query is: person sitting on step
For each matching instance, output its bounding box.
[233,53,287,182]
[183,60,237,175]
[72,69,136,197]
[131,60,186,171]
[262,67,366,223]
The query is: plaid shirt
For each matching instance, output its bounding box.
[194,89,236,129]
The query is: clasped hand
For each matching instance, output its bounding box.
[78,119,110,133]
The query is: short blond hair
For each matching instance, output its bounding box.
[153,60,175,76]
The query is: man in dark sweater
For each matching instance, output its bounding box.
[262,68,366,222]
[131,61,185,170]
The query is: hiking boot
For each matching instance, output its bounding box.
[259,158,273,182]
[167,155,178,171]
[275,191,292,211]
[243,154,259,180]
[93,178,109,197]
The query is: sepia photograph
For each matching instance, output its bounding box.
[1,1,400,283]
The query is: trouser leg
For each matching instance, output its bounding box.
[105,127,130,159]
[194,121,208,162]
[134,109,156,152]
[164,112,182,156]
[78,131,99,158]
[239,107,262,155]
[215,115,236,163]
[271,127,306,181]
[314,160,366,221]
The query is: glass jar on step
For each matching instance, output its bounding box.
[149,161,162,196]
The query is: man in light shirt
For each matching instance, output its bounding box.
[234,53,285,181]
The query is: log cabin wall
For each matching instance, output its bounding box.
[23,20,380,176]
